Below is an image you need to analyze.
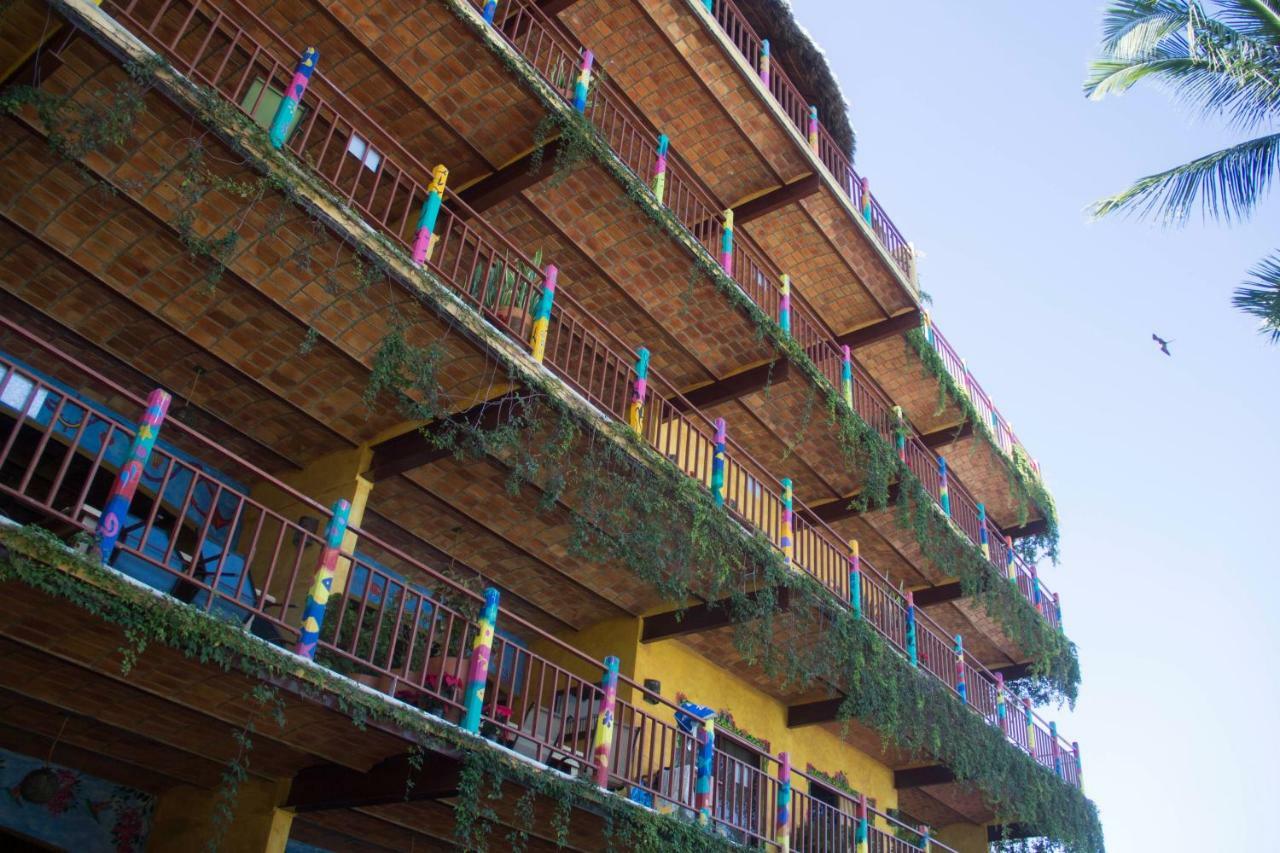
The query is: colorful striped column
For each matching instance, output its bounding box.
[855,794,869,853]
[919,826,931,852]
[573,49,594,113]
[695,716,716,826]
[1073,741,1083,790]
[1054,592,1063,631]
[592,656,620,787]
[1023,697,1035,760]
[922,310,934,346]
[711,418,727,507]
[848,539,862,619]
[860,176,872,225]
[778,274,791,335]
[954,634,966,703]
[461,587,500,734]
[807,105,819,152]
[269,47,317,149]
[651,134,669,204]
[995,673,1007,736]
[893,406,906,462]
[759,39,771,88]
[780,478,794,565]
[411,164,449,267]
[627,347,650,434]
[905,590,918,667]
[529,264,558,363]
[720,209,734,276]
[978,503,990,559]
[840,345,854,410]
[775,751,792,852]
[482,0,498,24]
[938,456,951,516]
[97,389,171,561]
[294,499,352,659]
[1050,721,1064,779]
[1031,563,1043,615]
[1004,534,1016,582]
[702,0,713,11]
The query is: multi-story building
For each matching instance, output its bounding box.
[0,0,1102,850]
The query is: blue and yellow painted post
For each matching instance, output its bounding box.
[96,388,171,561]
[938,456,951,516]
[860,176,872,225]
[1023,697,1036,760]
[760,39,771,88]
[720,209,734,276]
[482,0,499,24]
[780,478,794,565]
[778,274,791,335]
[711,418,727,506]
[1031,563,1043,615]
[573,49,594,113]
[627,347,650,434]
[978,503,990,559]
[270,47,317,149]
[776,751,791,852]
[905,590,918,667]
[1004,534,1016,582]
[652,134,669,203]
[1051,721,1064,779]
[841,344,854,410]
[529,264,558,363]
[294,499,352,660]
[954,634,966,703]
[592,656,620,787]
[695,715,716,825]
[461,588,500,734]
[848,539,862,619]
[807,105,819,153]
[855,794,869,853]
[412,165,449,267]
[995,672,1007,736]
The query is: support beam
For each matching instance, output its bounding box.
[286,753,461,812]
[894,765,955,789]
[919,420,973,450]
[731,174,821,226]
[1001,518,1048,540]
[673,359,789,411]
[910,581,963,607]
[456,142,561,215]
[802,482,900,525]
[835,309,922,350]
[367,391,525,481]
[786,697,844,728]
[641,588,790,642]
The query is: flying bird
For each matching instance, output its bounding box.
[1152,333,1173,356]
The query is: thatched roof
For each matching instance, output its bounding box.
[735,0,857,158]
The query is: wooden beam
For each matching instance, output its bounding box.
[910,581,963,607]
[894,765,955,789]
[456,142,561,215]
[674,360,789,411]
[835,309,922,350]
[786,697,844,728]
[732,175,821,226]
[287,753,461,812]
[641,588,790,642]
[367,391,525,481]
[1001,518,1048,540]
[919,420,973,450]
[803,482,900,525]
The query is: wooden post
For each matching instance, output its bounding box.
[780,478,794,565]
[96,388,171,561]
[269,47,317,149]
[461,588,500,734]
[1050,721,1064,779]
[779,274,791,335]
[411,165,449,266]
[905,590,918,667]
[978,503,990,559]
[592,656,620,787]
[1004,534,1016,582]
[573,49,594,113]
[759,39,771,88]
[995,672,1007,735]
[893,405,906,462]
[938,456,951,516]
[954,634,966,703]
[841,344,854,410]
[807,105,819,153]
[711,418,726,507]
[695,716,716,825]
[627,347,650,434]
[855,794,869,853]
[651,134,669,203]
[848,539,862,619]
[294,499,352,660]
[720,209,734,276]
[775,751,792,852]
[482,0,498,24]
[529,264,558,363]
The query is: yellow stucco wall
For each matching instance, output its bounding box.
[935,821,990,853]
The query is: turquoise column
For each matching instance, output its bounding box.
[573,49,594,113]
[461,588,500,734]
[96,388,171,561]
[905,590,918,667]
[711,418,726,506]
[848,539,862,619]
[294,499,352,660]
[270,47,318,149]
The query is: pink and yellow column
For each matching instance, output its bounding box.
[411,165,449,267]
[1004,534,1016,582]
[954,634,966,703]
[294,499,352,660]
[462,587,501,734]
[651,134,669,204]
[720,209,734,276]
[780,478,794,565]
[96,388,171,561]
[807,105,819,153]
[269,47,317,149]
[529,264,558,363]
[628,347,650,434]
[759,39,771,88]
[592,656,620,787]
[573,49,594,113]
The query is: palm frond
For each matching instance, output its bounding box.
[1232,252,1280,342]
[1092,132,1280,223]
[1219,0,1280,43]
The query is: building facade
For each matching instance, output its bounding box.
[0,0,1102,850]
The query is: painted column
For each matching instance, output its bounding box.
[919,826,931,852]
[840,344,854,410]
[775,751,792,852]
[651,134,669,204]
[702,0,713,11]
[923,310,935,346]
[905,590,918,667]
[780,478,794,566]
[778,274,791,335]
[855,794,869,853]
[954,634,966,703]
[695,716,716,826]
[482,0,499,24]
[573,49,594,113]
[995,672,1007,736]
[461,587,500,734]
[720,209,734,276]
[294,499,352,659]
[1023,697,1036,761]
[1054,592,1063,631]
[1031,563,1043,615]
[848,539,862,619]
[759,39,771,88]
[96,389,171,561]
[529,264,558,363]
[1074,741,1083,790]
[592,656,621,787]
[807,105,819,153]
[411,165,449,267]
[860,176,872,225]
[1050,721,1064,780]
[269,47,317,149]
[893,406,906,462]
[1005,534,1016,582]
[978,504,990,559]
[711,418,727,507]
[627,347,650,435]
[938,456,951,516]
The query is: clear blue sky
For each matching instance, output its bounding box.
[790,1,1280,850]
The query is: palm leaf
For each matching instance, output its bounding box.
[1232,252,1280,342]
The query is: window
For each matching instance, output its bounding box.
[714,738,762,842]
[0,369,47,417]
[345,133,382,173]
[239,79,304,143]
